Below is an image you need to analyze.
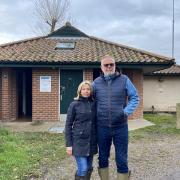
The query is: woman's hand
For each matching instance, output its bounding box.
[66,147,72,155]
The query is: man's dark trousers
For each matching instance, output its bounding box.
[97,123,128,173]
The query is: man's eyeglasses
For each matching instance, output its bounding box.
[103,63,115,68]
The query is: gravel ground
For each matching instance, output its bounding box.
[38,134,180,180]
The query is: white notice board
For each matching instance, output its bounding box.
[40,76,51,92]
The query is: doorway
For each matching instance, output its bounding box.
[17,69,32,120]
[60,70,83,120]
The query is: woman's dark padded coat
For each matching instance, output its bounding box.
[65,96,97,156]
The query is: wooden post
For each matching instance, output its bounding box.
[176,103,180,129]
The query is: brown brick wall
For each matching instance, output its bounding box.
[32,68,59,122]
[84,69,93,81]
[1,68,17,121]
[123,69,143,120]
[11,69,18,120]
[0,67,143,122]
[1,69,10,121]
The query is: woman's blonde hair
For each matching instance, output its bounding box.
[74,80,93,100]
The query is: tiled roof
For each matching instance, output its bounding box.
[152,65,180,75]
[0,23,174,65]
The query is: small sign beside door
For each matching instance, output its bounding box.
[40,76,51,92]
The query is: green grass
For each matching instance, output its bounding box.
[130,113,180,140]
[0,129,66,180]
[1,113,180,179]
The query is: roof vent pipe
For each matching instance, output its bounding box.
[65,21,71,26]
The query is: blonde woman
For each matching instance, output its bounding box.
[65,81,97,180]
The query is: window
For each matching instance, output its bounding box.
[55,42,75,49]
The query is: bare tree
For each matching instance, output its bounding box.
[34,0,71,34]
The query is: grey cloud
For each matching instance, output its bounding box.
[70,0,179,63]
[0,0,179,63]
[0,0,34,34]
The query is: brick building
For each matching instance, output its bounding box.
[0,22,174,122]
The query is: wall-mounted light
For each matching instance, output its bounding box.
[3,73,7,78]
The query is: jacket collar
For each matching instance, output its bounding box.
[78,96,92,101]
[101,72,121,81]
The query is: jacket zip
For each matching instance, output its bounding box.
[108,81,111,127]
[88,101,91,113]
[87,100,92,155]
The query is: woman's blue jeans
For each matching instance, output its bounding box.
[74,155,93,176]
[97,124,128,173]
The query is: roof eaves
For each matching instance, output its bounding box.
[145,72,180,76]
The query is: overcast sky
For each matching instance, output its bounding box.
[0,0,180,64]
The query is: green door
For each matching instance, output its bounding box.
[60,70,83,114]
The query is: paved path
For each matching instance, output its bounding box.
[0,119,154,133]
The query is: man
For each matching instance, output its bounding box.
[93,55,139,180]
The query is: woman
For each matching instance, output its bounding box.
[65,81,97,180]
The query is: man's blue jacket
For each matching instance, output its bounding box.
[92,72,139,127]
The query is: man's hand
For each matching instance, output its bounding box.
[66,147,72,155]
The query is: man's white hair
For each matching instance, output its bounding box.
[101,55,115,65]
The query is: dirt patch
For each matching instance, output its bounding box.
[38,134,180,180]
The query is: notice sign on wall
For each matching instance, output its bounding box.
[40,76,51,92]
